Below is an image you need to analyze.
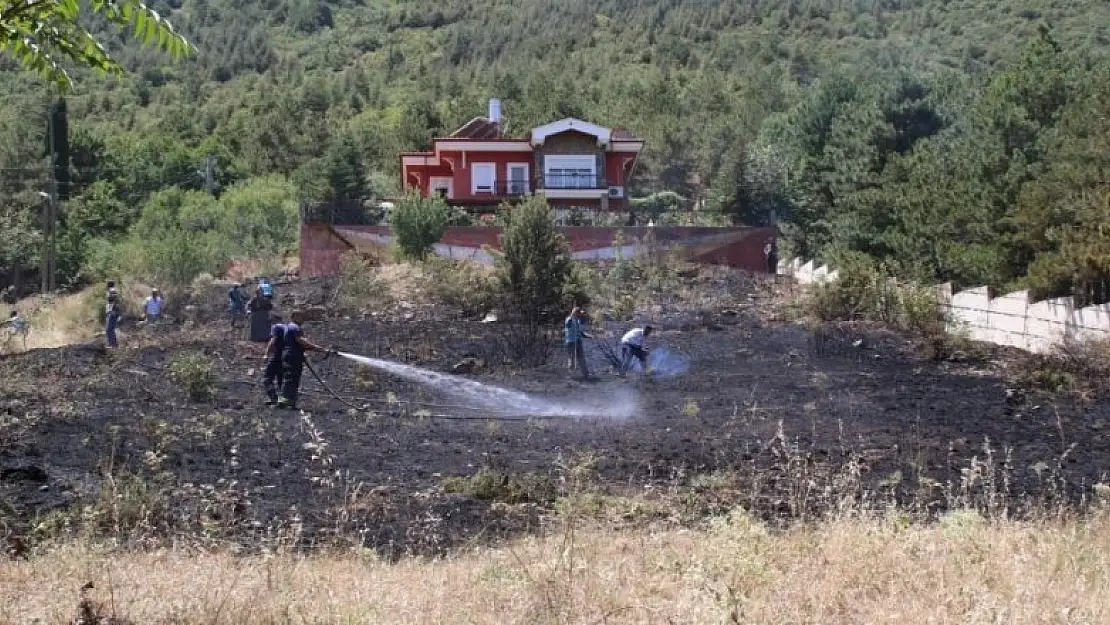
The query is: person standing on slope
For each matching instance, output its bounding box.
[276,310,335,410]
[620,325,653,374]
[247,285,273,342]
[564,306,592,380]
[105,280,121,348]
[3,310,28,350]
[143,288,165,325]
[228,283,248,328]
[262,313,285,406]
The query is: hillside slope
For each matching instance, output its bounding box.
[3,0,1110,298]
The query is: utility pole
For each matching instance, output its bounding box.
[204,153,217,196]
[42,98,67,294]
[40,154,59,294]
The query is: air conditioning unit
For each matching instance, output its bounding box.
[608,186,625,198]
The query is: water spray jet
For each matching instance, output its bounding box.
[336,352,640,420]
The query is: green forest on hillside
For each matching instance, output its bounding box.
[3,0,1110,302]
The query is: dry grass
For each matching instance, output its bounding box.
[0,282,160,354]
[3,511,1108,625]
[225,255,298,283]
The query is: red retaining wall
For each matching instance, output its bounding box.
[299,223,774,276]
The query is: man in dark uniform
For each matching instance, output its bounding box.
[276,310,334,410]
[262,313,285,406]
[105,280,121,348]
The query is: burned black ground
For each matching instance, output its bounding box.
[2,273,1108,558]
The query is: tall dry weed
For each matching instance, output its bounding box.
[3,512,1109,625]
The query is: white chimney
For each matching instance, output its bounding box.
[488,98,501,124]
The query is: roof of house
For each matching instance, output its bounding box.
[529,118,612,146]
[449,117,502,139]
[612,127,636,140]
[431,116,643,146]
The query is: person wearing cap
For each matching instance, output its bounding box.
[262,312,286,406]
[143,288,165,325]
[276,310,335,410]
[228,282,248,328]
[258,277,275,300]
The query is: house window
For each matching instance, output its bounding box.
[430,176,453,199]
[507,163,529,195]
[544,155,596,189]
[471,163,495,194]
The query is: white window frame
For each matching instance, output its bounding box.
[471,163,496,194]
[544,155,597,189]
[507,163,530,195]
[429,176,453,199]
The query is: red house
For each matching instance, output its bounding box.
[401,99,645,212]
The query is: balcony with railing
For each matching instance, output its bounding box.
[535,174,607,190]
[465,174,613,200]
[469,180,532,197]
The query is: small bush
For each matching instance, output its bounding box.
[423,256,502,316]
[168,352,216,401]
[441,469,558,504]
[335,251,390,313]
[1016,340,1110,395]
[807,254,945,333]
[390,192,451,260]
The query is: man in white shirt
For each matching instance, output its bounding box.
[620,325,653,374]
[143,288,165,324]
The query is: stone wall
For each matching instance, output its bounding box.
[778,257,1110,353]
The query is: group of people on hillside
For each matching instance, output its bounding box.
[100,278,276,349]
[228,277,275,330]
[104,282,168,347]
[564,306,653,381]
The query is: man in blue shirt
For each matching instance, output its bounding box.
[143,288,164,325]
[276,310,334,410]
[563,306,592,380]
[262,313,285,406]
[228,283,247,328]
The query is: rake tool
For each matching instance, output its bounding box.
[592,336,628,372]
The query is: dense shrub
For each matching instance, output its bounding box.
[82,177,299,288]
[334,251,390,313]
[807,254,945,333]
[423,256,501,317]
[390,192,451,260]
[497,197,573,322]
[496,197,575,363]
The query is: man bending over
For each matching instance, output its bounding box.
[620,325,653,374]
